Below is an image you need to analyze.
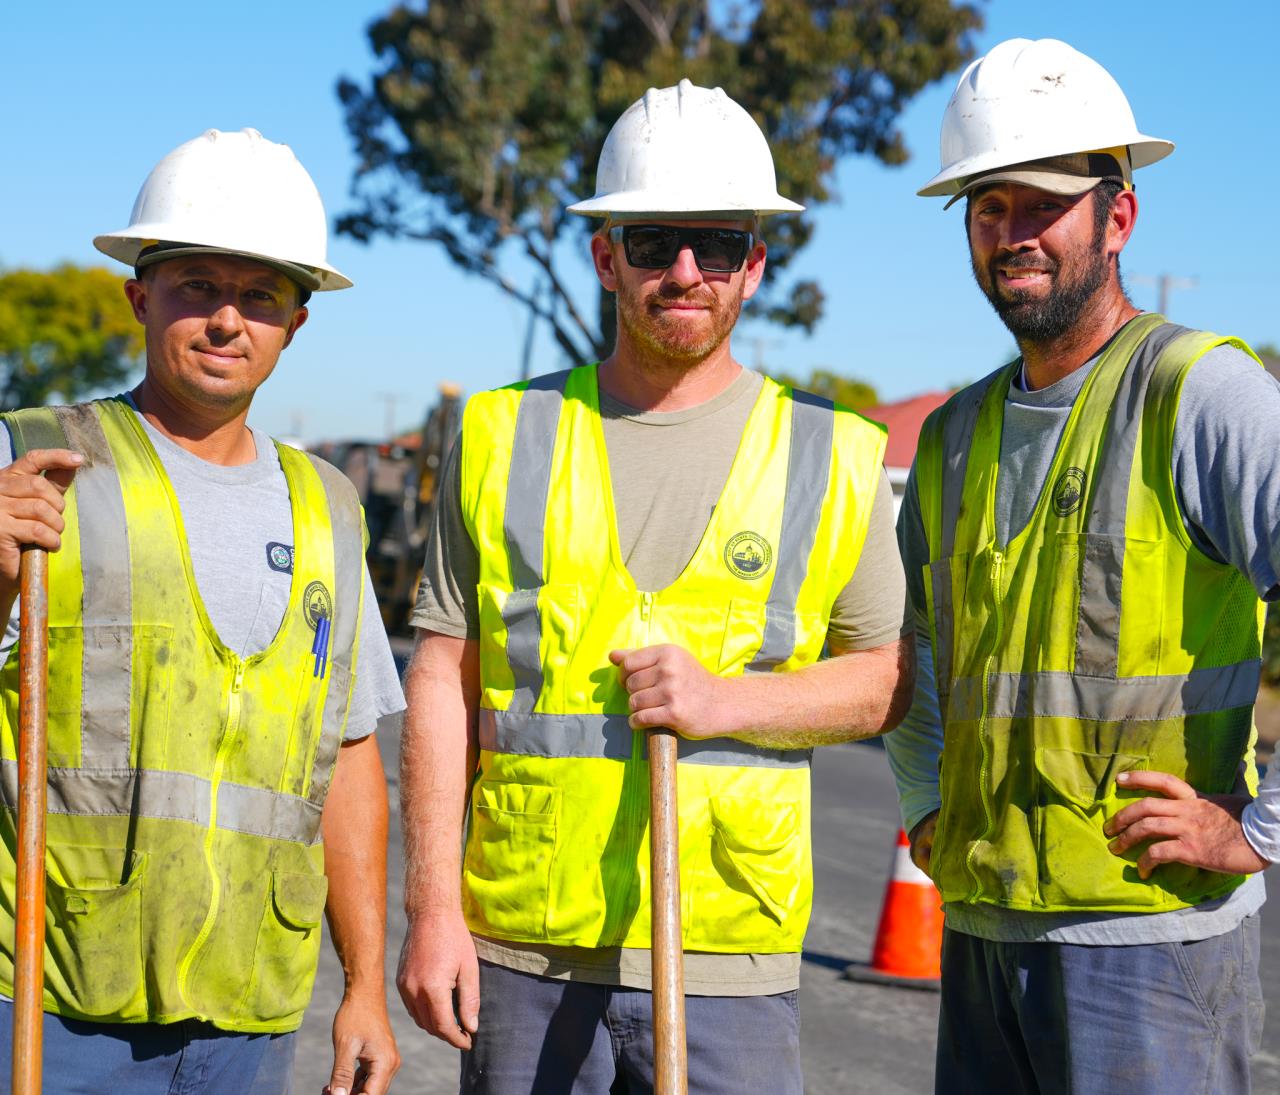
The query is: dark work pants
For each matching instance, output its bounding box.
[460,959,802,1095]
[935,917,1265,1095]
[0,997,296,1094]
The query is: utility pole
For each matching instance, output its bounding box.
[375,392,400,441]
[747,337,783,373]
[520,277,548,382]
[1133,273,1197,317]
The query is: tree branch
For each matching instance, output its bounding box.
[522,234,606,359]
[621,0,674,49]
[396,223,596,367]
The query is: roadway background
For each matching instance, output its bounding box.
[297,705,1280,1093]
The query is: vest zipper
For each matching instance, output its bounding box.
[614,593,655,945]
[965,549,1004,901]
[176,658,247,1008]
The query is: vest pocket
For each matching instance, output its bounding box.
[1034,746,1162,907]
[702,795,803,930]
[462,781,559,939]
[240,869,329,1020]
[44,846,146,1018]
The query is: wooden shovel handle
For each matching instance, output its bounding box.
[649,728,687,1094]
[13,547,48,1095]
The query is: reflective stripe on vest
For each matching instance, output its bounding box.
[917,317,1265,913]
[459,364,887,951]
[0,399,364,1031]
[478,708,811,767]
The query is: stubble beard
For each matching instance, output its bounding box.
[972,224,1110,344]
[615,280,744,365]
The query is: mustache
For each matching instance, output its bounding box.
[651,285,717,308]
[992,253,1058,275]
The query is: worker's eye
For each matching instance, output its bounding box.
[183,279,216,292]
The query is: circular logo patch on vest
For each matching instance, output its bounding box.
[724,531,773,580]
[303,580,333,629]
[1052,467,1087,517]
[266,542,294,574]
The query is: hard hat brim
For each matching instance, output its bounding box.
[568,190,804,217]
[93,231,353,291]
[918,135,1174,199]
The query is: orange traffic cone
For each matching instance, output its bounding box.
[843,828,943,991]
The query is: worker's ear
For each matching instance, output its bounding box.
[281,306,309,349]
[591,233,619,292]
[739,240,767,302]
[124,278,148,323]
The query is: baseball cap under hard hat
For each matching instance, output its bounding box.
[942,149,1133,210]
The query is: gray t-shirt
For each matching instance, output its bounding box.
[887,338,1280,944]
[413,367,910,993]
[1,402,405,740]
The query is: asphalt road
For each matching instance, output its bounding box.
[296,722,1280,1094]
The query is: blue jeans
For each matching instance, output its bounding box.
[460,960,802,1094]
[935,916,1265,1095]
[0,998,296,1094]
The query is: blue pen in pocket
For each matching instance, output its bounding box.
[312,615,330,679]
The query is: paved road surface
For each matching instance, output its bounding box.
[296,719,1280,1093]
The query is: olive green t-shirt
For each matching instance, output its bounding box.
[412,367,909,994]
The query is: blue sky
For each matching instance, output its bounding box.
[3,1,1276,441]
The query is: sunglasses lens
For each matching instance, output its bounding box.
[691,229,749,272]
[624,227,681,268]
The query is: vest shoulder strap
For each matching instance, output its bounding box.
[2,404,75,457]
[916,365,1012,560]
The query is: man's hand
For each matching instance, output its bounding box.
[325,992,400,1095]
[1104,770,1270,880]
[397,910,479,1050]
[610,644,733,739]
[0,448,83,582]
[908,810,939,876]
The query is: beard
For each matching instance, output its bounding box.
[972,226,1110,343]
[614,277,744,364]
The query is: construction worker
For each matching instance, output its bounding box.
[0,130,403,1093]
[887,38,1280,1094]
[398,79,914,1093]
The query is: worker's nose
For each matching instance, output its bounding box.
[665,245,703,288]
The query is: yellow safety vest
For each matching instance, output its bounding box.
[915,315,1264,913]
[0,399,364,1032]
[459,366,886,952]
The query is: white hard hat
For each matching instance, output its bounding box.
[918,38,1173,202]
[568,79,803,218]
[95,128,351,291]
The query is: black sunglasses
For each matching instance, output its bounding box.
[610,224,754,274]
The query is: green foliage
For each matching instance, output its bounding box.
[0,265,143,410]
[338,0,982,365]
[769,366,878,410]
